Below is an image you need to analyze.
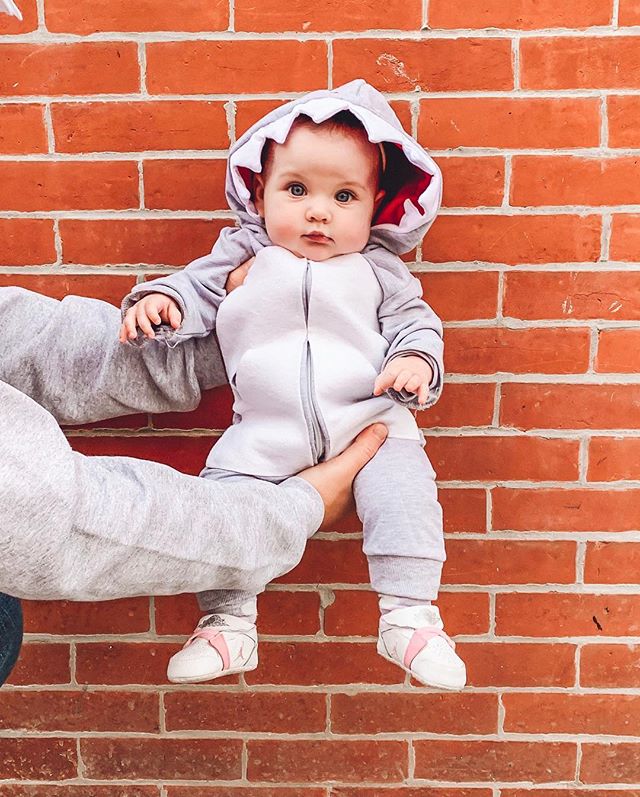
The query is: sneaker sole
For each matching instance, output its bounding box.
[168,662,258,684]
[378,649,465,691]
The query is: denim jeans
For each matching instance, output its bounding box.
[0,593,23,686]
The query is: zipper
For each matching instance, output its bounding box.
[301,259,329,463]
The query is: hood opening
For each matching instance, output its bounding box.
[374,142,432,227]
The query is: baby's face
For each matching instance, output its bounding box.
[254,123,384,262]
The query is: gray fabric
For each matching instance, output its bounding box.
[0,287,227,424]
[0,288,323,601]
[123,80,444,410]
[197,437,444,614]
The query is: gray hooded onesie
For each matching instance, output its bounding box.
[123,80,447,605]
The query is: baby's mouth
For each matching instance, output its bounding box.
[304,232,332,243]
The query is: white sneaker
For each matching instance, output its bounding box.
[167,613,258,684]
[377,604,466,690]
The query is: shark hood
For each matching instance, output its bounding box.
[225,79,442,256]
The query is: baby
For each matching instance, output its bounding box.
[120,80,466,690]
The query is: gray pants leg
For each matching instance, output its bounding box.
[354,437,445,601]
[196,468,289,618]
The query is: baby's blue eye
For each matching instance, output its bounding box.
[288,183,305,197]
[336,190,353,203]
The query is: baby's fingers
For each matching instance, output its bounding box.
[417,382,430,406]
[392,369,413,393]
[120,308,139,342]
[135,306,156,339]
[373,370,395,396]
[167,302,182,329]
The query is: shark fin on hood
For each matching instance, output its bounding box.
[225,79,442,255]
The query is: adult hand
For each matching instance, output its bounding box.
[297,423,388,530]
[225,257,255,293]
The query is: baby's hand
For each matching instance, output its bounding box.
[373,355,434,406]
[119,293,183,343]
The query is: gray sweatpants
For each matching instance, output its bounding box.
[0,288,323,602]
[198,437,445,616]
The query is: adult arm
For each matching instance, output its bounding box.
[0,287,227,424]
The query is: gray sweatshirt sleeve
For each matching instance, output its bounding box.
[364,248,444,410]
[121,226,260,344]
[0,287,227,425]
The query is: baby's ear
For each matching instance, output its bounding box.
[253,174,266,216]
[373,188,385,211]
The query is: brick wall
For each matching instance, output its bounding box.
[2,0,640,793]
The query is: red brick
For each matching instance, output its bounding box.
[419,98,600,149]
[0,0,37,32]
[611,214,640,261]
[165,691,326,733]
[493,487,640,532]
[323,589,490,637]
[417,383,495,428]
[70,434,214,475]
[414,740,576,782]
[0,739,77,779]
[609,95,640,147]
[581,644,640,687]
[445,328,591,374]
[334,38,512,91]
[597,329,640,372]
[276,538,369,585]
[424,215,601,265]
[332,692,497,734]
[429,0,611,28]
[60,218,227,266]
[22,597,150,634]
[46,0,227,33]
[0,43,138,96]
[620,0,640,23]
[0,161,138,211]
[333,791,492,797]
[439,156,505,207]
[588,437,640,481]
[0,274,135,305]
[144,158,227,211]
[53,101,228,153]
[248,739,408,783]
[505,271,640,321]
[428,435,579,481]
[0,218,56,265]
[76,642,184,685]
[82,738,242,780]
[6,643,71,686]
[152,386,233,431]
[147,41,326,94]
[522,37,640,89]
[496,593,640,636]
[505,692,640,735]
[460,642,576,687]
[503,792,640,797]
[585,541,640,583]
[581,743,640,783]
[236,0,420,30]
[168,790,325,797]
[444,539,576,585]
[1,788,157,797]
[501,384,640,430]
[512,155,640,206]
[0,104,46,154]
[246,640,402,685]
[0,690,159,732]
[440,488,488,533]
[418,271,499,321]
[235,99,291,136]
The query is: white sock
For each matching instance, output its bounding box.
[378,594,432,616]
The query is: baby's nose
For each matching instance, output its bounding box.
[306,201,331,222]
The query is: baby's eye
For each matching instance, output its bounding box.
[335,190,354,203]
[287,183,306,197]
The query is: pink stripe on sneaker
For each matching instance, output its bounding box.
[403,626,455,670]
[184,628,231,671]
